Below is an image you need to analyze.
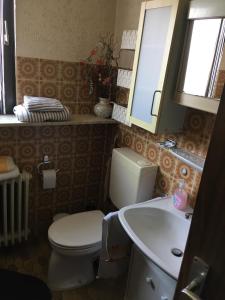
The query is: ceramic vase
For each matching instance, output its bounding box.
[94,98,113,118]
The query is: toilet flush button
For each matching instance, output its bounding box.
[137,160,151,167]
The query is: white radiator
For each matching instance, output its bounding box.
[0,172,31,247]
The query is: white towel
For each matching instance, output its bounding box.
[13,105,71,123]
[97,211,131,279]
[24,96,64,112]
[0,166,20,181]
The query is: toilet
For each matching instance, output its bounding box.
[47,147,157,291]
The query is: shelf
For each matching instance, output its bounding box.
[0,114,118,127]
[120,48,135,51]
[160,145,205,172]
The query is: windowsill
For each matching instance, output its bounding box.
[0,114,118,127]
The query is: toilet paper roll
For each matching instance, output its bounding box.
[42,169,56,189]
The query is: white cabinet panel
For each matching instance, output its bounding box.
[125,245,177,300]
[127,0,188,134]
[131,7,171,124]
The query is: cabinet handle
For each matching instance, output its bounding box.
[151,90,161,117]
[145,277,155,290]
[4,21,9,46]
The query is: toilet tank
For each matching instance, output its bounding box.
[109,148,158,209]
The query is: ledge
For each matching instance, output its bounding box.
[160,145,205,173]
[0,114,118,127]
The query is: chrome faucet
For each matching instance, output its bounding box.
[185,212,193,219]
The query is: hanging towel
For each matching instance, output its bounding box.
[0,167,20,181]
[97,211,131,279]
[24,96,64,112]
[13,105,71,123]
[0,156,17,173]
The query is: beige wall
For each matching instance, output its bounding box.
[114,0,142,68]
[15,0,116,62]
[114,0,142,45]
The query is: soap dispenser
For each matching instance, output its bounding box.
[173,179,188,211]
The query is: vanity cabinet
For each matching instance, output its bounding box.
[125,245,176,300]
[126,0,189,134]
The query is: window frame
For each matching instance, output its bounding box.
[0,0,16,114]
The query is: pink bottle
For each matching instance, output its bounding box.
[173,179,188,211]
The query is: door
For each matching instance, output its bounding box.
[126,0,180,133]
[174,84,225,299]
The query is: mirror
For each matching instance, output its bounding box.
[179,18,225,100]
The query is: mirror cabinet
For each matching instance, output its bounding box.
[126,0,189,134]
[176,0,225,114]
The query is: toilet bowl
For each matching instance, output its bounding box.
[47,148,158,290]
[48,210,104,290]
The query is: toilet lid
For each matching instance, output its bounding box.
[48,210,104,248]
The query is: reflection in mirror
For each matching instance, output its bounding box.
[181,18,225,99]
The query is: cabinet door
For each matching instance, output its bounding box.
[125,246,177,300]
[127,0,179,133]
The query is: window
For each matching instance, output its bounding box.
[0,0,16,114]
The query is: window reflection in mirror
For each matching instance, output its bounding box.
[181,18,225,99]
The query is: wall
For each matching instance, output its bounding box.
[114,0,216,207]
[16,56,98,113]
[0,0,118,235]
[0,124,116,234]
[15,0,116,62]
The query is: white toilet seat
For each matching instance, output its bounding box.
[48,210,104,250]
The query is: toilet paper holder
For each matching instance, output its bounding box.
[37,155,60,175]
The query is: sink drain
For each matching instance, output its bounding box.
[171,248,183,257]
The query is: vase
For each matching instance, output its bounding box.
[94,98,113,118]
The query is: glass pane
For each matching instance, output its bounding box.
[183,19,221,96]
[131,6,171,123]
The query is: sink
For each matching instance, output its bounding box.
[118,197,192,279]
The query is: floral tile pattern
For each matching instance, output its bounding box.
[16,56,99,113]
[116,89,215,208]
[0,124,116,235]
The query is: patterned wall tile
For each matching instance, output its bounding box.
[73,171,87,186]
[16,57,100,113]
[77,103,93,114]
[17,80,39,103]
[0,127,17,141]
[115,81,214,207]
[60,83,77,103]
[159,150,176,175]
[146,142,161,164]
[214,70,225,98]
[61,62,78,82]
[133,137,146,155]
[0,123,116,236]
[40,59,60,81]
[39,81,60,99]
[17,57,39,80]
[74,155,89,170]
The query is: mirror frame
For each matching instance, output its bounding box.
[175,0,225,114]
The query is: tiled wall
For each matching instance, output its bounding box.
[16,56,97,114]
[0,124,116,234]
[214,70,225,98]
[116,87,216,207]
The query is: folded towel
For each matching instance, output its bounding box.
[0,167,20,181]
[13,105,71,123]
[24,96,64,112]
[0,156,17,173]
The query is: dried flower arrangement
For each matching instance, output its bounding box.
[81,34,118,99]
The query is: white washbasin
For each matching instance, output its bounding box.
[118,196,192,279]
